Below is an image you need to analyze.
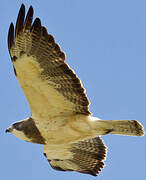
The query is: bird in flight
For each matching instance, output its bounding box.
[6,4,144,176]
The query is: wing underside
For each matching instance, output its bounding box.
[8,4,91,118]
[43,137,106,176]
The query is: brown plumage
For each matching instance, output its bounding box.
[44,137,106,176]
[6,4,144,177]
[8,4,90,116]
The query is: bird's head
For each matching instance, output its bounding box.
[6,118,45,144]
[6,119,32,142]
[6,121,24,133]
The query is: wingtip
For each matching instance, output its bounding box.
[15,3,25,37]
[23,5,34,30]
[9,22,14,32]
[31,17,41,31]
[29,5,34,16]
[8,22,14,50]
[20,3,25,10]
[19,4,25,15]
[27,5,34,15]
[29,5,33,10]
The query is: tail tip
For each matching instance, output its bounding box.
[132,120,145,136]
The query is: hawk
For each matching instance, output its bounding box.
[6,4,144,176]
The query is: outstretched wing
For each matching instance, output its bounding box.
[8,4,90,119]
[43,137,106,176]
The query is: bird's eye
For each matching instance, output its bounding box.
[13,123,21,130]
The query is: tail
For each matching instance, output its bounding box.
[95,120,145,136]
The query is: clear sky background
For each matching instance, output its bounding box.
[0,0,146,180]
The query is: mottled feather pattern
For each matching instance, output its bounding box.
[44,137,106,176]
[7,4,145,177]
[70,137,106,176]
[8,4,90,115]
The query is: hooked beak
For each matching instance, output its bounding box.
[5,127,13,133]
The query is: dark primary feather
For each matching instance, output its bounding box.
[8,4,90,115]
[44,137,106,176]
[24,6,33,30]
[8,23,14,51]
[15,4,25,37]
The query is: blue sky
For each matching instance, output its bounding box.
[0,0,146,179]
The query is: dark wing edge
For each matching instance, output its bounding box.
[44,137,106,176]
[8,4,65,63]
[8,4,91,115]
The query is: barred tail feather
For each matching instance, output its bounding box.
[100,120,145,136]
